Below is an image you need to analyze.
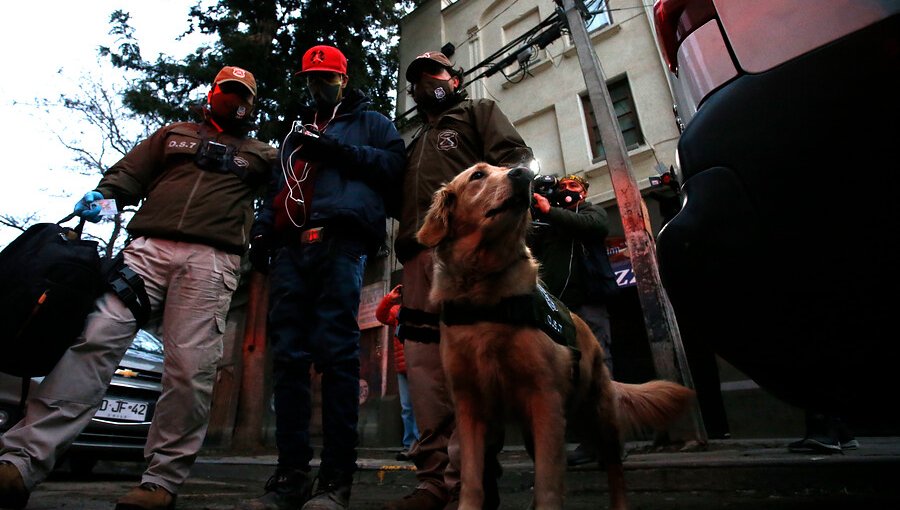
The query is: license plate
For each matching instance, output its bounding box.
[95,398,149,422]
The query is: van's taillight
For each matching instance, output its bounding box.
[653,0,717,74]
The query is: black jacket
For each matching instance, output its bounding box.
[528,201,618,307]
[253,90,406,247]
[395,97,532,262]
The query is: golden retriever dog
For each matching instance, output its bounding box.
[416,163,695,510]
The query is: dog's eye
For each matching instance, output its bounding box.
[470,170,485,181]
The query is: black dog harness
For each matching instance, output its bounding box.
[440,284,582,384]
[396,307,441,343]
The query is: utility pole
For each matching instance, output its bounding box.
[232,271,270,449]
[558,0,706,442]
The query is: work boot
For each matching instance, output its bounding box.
[381,488,446,510]
[114,482,176,510]
[301,474,352,510]
[234,467,312,510]
[0,461,29,510]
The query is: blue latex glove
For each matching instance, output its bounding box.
[74,191,105,223]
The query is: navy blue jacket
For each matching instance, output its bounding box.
[253,90,405,247]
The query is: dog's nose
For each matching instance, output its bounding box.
[508,166,534,180]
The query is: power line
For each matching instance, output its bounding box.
[395,7,566,122]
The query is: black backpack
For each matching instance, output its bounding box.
[0,214,150,377]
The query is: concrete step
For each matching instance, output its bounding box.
[196,437,900,497]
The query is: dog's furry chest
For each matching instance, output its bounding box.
[440,322,572,413]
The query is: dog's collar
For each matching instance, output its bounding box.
[440,284,579,352]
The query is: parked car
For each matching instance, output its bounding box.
[651,0,900,426]
[0,329,164,472]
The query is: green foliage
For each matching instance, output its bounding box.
[100,0,422,143]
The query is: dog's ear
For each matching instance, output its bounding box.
[417,188,456,247]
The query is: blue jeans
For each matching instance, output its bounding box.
[398,373,419,449]
[268,234,368,478]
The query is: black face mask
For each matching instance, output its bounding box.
[553,189,583,208]
[209,91,254,131]
[413,76,455,111]
[309,81,343,110]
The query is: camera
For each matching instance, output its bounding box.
[195,140,234,173]
[530,174,559,227]
[532,174,558,203]
[292,120,320,139]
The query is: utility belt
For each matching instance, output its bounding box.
[281,222,373,254]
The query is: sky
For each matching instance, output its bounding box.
[0,1,213,248]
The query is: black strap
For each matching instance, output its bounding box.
[441,284,579,352]
[58,212,87,236]
[57,213,150,326]
[227,158,262,184]
[442,295,535,326]
[398,307,440,326]
[397,324,441,344]
[106,253,151,327]
[440,288,582,385]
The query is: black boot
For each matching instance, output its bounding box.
[301,472,352,510]
[234,467,312,510]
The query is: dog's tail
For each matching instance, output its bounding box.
[612,380,695,431]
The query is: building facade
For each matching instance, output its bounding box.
[390,0,804,441]
[397,0,681,225]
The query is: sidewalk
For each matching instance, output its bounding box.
[22,437,900,509]
[194,436,900,501]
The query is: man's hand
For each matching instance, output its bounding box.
[292,130,350,164]
[74,191,105,223]
[532,193,551,214]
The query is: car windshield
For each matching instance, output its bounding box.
[131,330,164,355]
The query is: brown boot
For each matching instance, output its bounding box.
[115,482,176,510]
[0,461,29,510]
[381,488,446,510]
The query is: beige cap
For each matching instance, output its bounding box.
[214,66,257,96]
[405,51,454,82]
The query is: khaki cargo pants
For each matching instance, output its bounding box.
[0,237,240,495]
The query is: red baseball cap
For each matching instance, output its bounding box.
[298,45,348,75]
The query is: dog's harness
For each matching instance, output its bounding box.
[440,284,582,384]
[396,307,441,343]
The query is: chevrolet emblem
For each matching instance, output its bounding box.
[115,369,139,378]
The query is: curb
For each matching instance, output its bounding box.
[195,437,900,495]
